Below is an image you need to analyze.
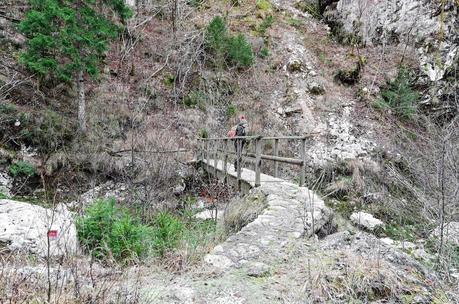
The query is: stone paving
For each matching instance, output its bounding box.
[202,159,332,272]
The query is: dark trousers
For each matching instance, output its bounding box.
[234,139,245,170]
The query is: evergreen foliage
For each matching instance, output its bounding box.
[375,66,420,120]
[8,161,37,177]
[77,198,153,263]
[206,16,254,68]
[19,0,131,82]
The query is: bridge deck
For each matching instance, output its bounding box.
[201,158,333,272]
[202,159,285,187]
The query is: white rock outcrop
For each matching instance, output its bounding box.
[0,172,12,197]
[0,199,78,257]
[350,211,384,231]
[323,0,458,82]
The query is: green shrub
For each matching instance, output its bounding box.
[0,192,8,199]
[259,47,270,58]
[287,17,303,27]
[226,34,254,68]
[376,66,420,120]
[206,16,254,68]
[8,161,37,177]
[77,198,153,263]
[183,90,206,110]
[206,16,227,57]
[198,128,209,138]
[258,15,274,35]
[226,104,237,117]
[152,212,183,257]
[186,0,204,7]
[256,0,271,11]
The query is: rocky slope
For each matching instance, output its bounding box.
[1,0,458,302]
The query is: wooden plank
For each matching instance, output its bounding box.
[217,149,303,165]
[236,140,242,191]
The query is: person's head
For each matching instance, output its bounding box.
[238,114,247,124]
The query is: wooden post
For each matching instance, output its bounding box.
[300,137,306,187]
[273,139,279,177]
[255,136,262,187]
[223,139,228,184]
[206,141,210,171]
[213,141,218,176]
[236,139,242,191]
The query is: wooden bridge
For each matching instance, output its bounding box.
[197,135,316,191]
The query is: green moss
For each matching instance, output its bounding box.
[256,0,272,11]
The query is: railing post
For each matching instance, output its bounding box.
[300,137,306,187]
[236,139,242,191]
[206,140,210,171]
[213,140,218,176]
[273,139,279,177]
[255,136,262,187]
[223,138,228,184]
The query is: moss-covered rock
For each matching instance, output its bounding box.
[223,189,267,233]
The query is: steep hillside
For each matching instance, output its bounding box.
[0,0,458,302]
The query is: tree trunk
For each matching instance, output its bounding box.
[77,69,86,133]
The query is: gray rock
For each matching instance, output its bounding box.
[194,209,224,220]
[308,81,325,95]
[246,262,270,277]
[0,199,78,257]
[0,172,12,197]
[350,211,384,231]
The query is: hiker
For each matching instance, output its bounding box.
[230,114,248,170]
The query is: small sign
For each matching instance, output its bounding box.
[48,230,58,238]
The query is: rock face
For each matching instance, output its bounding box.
[0,172,13,197]
[323,0,458,82]
[350,211,384,231]
[0,199,78,257]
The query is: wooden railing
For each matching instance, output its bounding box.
[197,135,316,189]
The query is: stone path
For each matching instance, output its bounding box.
[202,159,332,271]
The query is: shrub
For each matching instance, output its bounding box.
[376,66,420,120]
[8,161,37,177]
[226,34,255,68]
[258,15,274,35]
[226,104,237,117]
[0,192,7,199]
[206,16,227,58]
[152,212,183,257]
[77,198,153,263]
[259,47,270,58]
[206,16,254,68]
[183,90,206,110]
[256,0,271,11]
[198,128,209,138]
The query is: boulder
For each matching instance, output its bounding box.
[431,222,459,247]
[246,262,270,277]
[0,172,12,197]
[0,199,78,257]
[308,81,325,95]
[350,211,384,231]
